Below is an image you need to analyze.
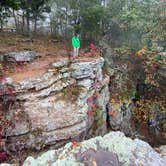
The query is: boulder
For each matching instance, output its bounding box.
[52,60,69,68]
[9,131,165,166]
[71,58,104,80]
[3,51,38,62]
[157,145,166,161]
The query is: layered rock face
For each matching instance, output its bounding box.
[16,132,166,166]
[5,57,110,151]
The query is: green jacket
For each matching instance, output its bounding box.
[72,36,80,48]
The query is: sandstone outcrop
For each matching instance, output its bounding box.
[5,57,110,151]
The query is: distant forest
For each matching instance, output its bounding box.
[0,0,165,49]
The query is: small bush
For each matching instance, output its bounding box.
[62,85,83,101]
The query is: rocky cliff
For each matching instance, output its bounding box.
[99,39,166,145]
[1,49,165,165]
[2,131,166,166]
[4,57,110,152]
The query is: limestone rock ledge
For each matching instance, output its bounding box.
[2,132,166,166]
[5,57,110,151]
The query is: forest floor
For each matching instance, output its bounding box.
[0,32,100,83]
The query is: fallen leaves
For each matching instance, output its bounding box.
[72,142,82,150]
[109,111,118,118]
[136,47,147,57]
[0,151,8,163]
[58,142,82,160]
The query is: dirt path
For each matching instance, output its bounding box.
[0,32,101,83]
[8,56,65,82]
[8,54,101,83]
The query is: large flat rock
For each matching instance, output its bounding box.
[18,131,166,166]
[2,51,38,62]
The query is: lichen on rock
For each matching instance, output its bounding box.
[5,131,165,166]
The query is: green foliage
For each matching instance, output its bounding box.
[62,85,82,101]
[0,0,51,33]
[50,0,104,39]
[50,0,165,50]
[95,107,102,119]
[104,0,164,49]
[2,0,165,50]
[0,0,20,9]
[155,54,163,61]
[0,0,20,28]
[81,4,105,40]
[19,0,51,33]
[113,46,130,54]
[31,1,50,21]
[120,88,137,101]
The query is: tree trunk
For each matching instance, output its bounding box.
[22,11,25,33]
[0,20,3,30]
[13,9,18,32]
[26,11,30,35]
[34,16,37,33]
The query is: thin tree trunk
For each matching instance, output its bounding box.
[22,11,25,33]
[0,20,3,30]
[34,16,37,33]
[13,9,18,32]
[27,16,30,35]
[26,11,30,35]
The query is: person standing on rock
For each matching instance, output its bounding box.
[72,33,80,60]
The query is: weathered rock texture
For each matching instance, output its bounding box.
[3,131,166,166]
[1,51,38,62]
[5,57,110,151]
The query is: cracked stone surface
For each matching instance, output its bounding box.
[5,57,110,150]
